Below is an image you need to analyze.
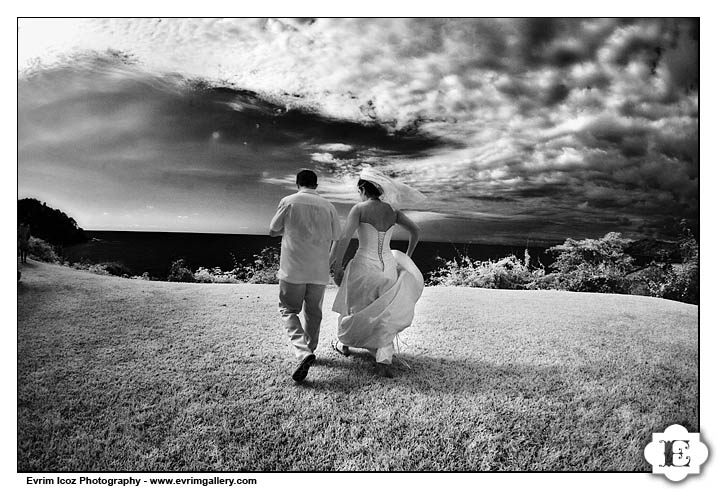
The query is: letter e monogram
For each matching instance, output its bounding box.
[660,440,691,467]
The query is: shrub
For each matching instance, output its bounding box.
[165,249,278,284]
[168,259,195,283]
[547,232,634,293]
[87,264,111,276]
[100,262,132,277]
[660,261,698,304]
[648,223,698,304]
[242,247,280,284]
[193,267,215,283]
[626,263,668,297]
[71,260,97,271]
[70,260,133,277]
[430,251,543,289]
[194,266,241,284]
[27,237,60,263]
[552,262,632,294]
[526,272,561,290]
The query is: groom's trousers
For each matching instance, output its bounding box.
[278,280,326,360]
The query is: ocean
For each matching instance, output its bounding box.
[62,231,556,280]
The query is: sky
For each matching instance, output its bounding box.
[17,17,699,244]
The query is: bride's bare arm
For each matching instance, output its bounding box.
[396,210,420,257]
[330,205,361,268]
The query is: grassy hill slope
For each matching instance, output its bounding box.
[17,260,698,471]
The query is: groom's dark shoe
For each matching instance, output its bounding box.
[292,354,316,382]
[375,363,394,379]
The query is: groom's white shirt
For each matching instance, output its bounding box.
[269,188,342,285]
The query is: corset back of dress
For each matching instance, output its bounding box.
[356,222,395,269]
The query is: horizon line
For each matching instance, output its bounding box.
[79,229,596,248]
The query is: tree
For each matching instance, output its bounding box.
[17,198,87,245]
[167,259,195,283]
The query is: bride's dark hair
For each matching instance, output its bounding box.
[358,179,382,198]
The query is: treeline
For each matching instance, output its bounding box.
[18,198,87,245]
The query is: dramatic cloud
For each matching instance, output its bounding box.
[18,18,698,242]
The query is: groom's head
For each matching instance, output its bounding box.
[296,169,318,189]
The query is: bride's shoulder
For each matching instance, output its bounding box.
[348,202,365,220]
[381,201,397,217]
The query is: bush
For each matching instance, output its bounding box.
[101,262,132,277]
[625,263,668,297]
[660,261,698,304]
[553,262,632,294]
[547,232,634,293]
[242,247,280,284]
[87,264,111,276]
[424,228,697,304]
[194,266,241,284]
[69,260,132,277]
[168,259,195,283]
[526,272,561,290]
[27,237,60,263]
[430,251,543,289]
[647,223,698,304]
[167,248,279,284]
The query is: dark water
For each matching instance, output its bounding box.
[62,231,556,280]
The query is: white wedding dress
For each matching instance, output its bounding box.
[332,222,424,363]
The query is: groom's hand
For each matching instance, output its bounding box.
[332,267,344,286]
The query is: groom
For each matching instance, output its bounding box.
[269,169,342,382]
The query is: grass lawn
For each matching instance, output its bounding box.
[17,259,698,471]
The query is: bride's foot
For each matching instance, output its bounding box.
[332,340,351,357]
[375,363,394,378]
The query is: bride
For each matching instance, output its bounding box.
[329,168,425,378]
